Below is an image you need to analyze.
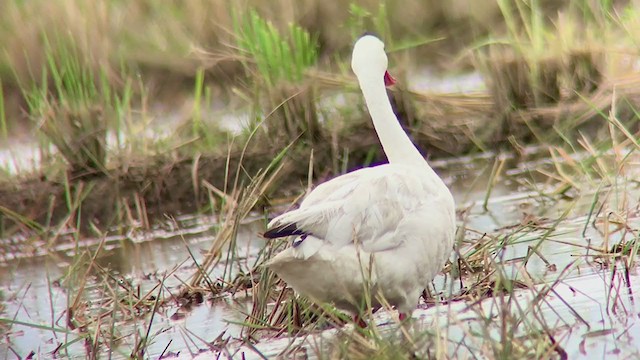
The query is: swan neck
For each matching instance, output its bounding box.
[359,77,425,166]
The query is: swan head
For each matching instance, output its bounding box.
[351,34,396,86]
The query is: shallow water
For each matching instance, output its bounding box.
[2,146,640,359]
[0,217,264,359]
[5,146,640,358]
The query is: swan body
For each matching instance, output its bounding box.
[264,35,456,318]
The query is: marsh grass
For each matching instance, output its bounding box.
[233,7,322,145]
[0,0,506,97]
[4,114,640,358]
[5,1,640,358]
[173,67,231,155]
[472,0,610,126]
[3,0,640,233]
[184,128,294,294]
[66,241,190,358]
[0,80,7,141]
[0,234,171,358]
[22,33,131,178]
[327,327,431,360]
[347,3,393,44]
[234,8,318,87]
[467,268,569,359]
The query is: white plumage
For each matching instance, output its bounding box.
[264,35,456,320]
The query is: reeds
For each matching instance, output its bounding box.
[472,0,610,126]
[22,33,131,178]
[233,8,321,144]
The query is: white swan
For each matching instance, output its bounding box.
[264,34,456,324]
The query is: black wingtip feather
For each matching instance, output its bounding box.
[263,223,305,239]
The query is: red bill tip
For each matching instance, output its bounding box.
[384,71,396,87]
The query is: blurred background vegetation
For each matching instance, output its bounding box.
[0,0,626,128]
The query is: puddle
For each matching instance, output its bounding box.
[2,146,640,358]
[0,140,45,175]
[0,217,265,359]
[407,66,485,94]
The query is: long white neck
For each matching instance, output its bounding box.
[358,75,429,167]
[359,75,453,199]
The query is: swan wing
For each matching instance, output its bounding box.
[265,164,441,252]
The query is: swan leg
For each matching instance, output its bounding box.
[353,314,368,328]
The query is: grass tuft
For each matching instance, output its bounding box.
[22,32,130,178]
[233,7,322,143]
[473,0,608,118]
[234,8,318,87]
